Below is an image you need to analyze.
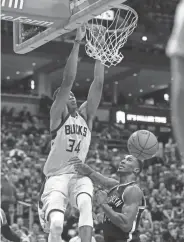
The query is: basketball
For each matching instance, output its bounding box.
[127,130,159,160]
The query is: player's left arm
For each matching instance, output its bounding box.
[101,186,143,232]
[80,60,104,129]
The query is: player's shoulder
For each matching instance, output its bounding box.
[78,101,93,130]
[50,106,69,133]
[123,184,143,202]
[166,0,184,57]
[78,101,87,118]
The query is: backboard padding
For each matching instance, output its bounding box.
[3,0,127,53]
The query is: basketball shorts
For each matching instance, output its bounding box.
[38,173,93,232]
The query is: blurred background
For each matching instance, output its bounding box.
[1,0,184,242]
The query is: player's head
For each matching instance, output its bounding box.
[117,154,143,176]
[67,91,77,110]
[53,88,77,110]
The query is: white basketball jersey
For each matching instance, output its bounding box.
[166,0,184,57]
[43,113,91,177]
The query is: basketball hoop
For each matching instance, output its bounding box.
[85,4,138,67]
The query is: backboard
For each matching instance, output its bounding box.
[1,0,127,54]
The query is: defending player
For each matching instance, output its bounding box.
[72,155,146,242]
[38,26,105,242]
[0,208,29,242]
[166,0,184,154]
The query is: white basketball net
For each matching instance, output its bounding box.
[85,5,138,67]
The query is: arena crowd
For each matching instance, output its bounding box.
[1,106,184,242]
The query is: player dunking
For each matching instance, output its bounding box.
[38,26,104,242]
[166,0,184,154]
[72,155,146,242]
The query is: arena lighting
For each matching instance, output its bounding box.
[151,85,155,88]
[127,114,167,124]
[30,80,35,90]
[16,71,20,74]
[142,36,147,41]
[6,76,10,80]
[128,93,132,97]
[133,73,137,76]
[26,70,34,75]
[164,93,169,101]
[140,89,143,92]
[32,63,36,66]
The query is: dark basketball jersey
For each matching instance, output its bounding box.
[0,208,7,227]
[102,182,146,242]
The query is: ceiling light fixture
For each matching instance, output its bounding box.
[128,93,132,97]
[16,71,20,74]
[31,80,35,90]
[151,85,155,88]
[32,63,36,66]
[140,89,143,92]
[142,36,148,41]
[164,93,169,101]
[133,73,137,76]
[6,76,10,80]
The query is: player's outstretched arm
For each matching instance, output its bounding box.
[71,157,118,189]
[171,57,184,154]
[80,60,104,130]
[88,60,104,119]
[99,185,143,232]
[50,27,85,129]
[166,0,184,154]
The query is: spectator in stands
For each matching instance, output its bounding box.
[19,106,31,122]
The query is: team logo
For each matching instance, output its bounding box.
[1,0,24,9]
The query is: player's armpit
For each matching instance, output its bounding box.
[86,60,104,121]
[117,186,143,232]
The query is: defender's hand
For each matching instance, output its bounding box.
[74,163,93,176]
[75,25,86,41]
[96,213,104,223]
[21,236,30,242]
[69,157,93,176]
[96,190,108,206]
